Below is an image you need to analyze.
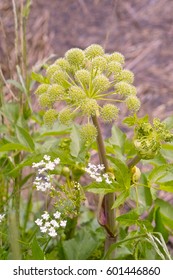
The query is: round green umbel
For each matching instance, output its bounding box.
[43,109,58,127]
[100,104,119,122]
[80,123,97,144]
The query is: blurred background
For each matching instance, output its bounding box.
[0,0,173,118]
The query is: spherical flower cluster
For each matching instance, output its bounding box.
[34,44,140,131]
[80,98,99,116]
[0,214,5,223]
[80,123,98,144]
[32,155,60,191]
[100,104,119,122]
[35,211,67,237]
[43,109,58,127]
[85,163,112,184]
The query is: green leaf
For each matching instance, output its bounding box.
[70,124,81,157]
[107,156,131,189]
[85,180,122,194]
[109,125,126,151]
[148,164,173,187]
[154,207,169,242]
[6,79,24,92]
[62,229,99,260]
[31,238,45,260]
[116,210,139,226]
[112,190,129,208]
[31,72,49,84]
[0,103,20,124]
[0,143,31,153]
[159,181,173,192]
[163,116,173,129]
[16,125,35,151]
[123,115,137,126]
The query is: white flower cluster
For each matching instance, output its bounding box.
[32,155,60,192]
[85,163,112,184]
[35,211,67,237]
[0,214,5,223]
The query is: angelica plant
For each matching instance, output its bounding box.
[33,44,173,259]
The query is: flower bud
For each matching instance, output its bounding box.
[92,74,110,92]
[50,70,68,86]
[85,44,104,59]
[75,69,90,86]
[92,56,107,72]
[58,108,74,125]
[115,82,137,97]
[46,64,61,79]
[116,69,134,84]
[35,84,49,95]
[106,52,125,64]
[125,96,140,112]
[55,58,70,71]
[134,138,160,159]
[81,98,99,116]
[48,84,65,103]
[107,61,122,74]
[43,109,58,127]
[80,123,97,144]
[65,48,85,66]
[131,166,141,183]
[68,86,86,102]
[39,93,52,108]
[100,104,119,122]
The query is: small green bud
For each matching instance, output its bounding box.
[68,86,86,102]
[92,74,110,92]
[92,56,107,72]
[43,109,58,127]
[85,44,104,59]
[55,58,70,71]
[115,81,137,97]
[81,98,99,116]
[50,70,68,86]
[58,108,74,125]
[46,64,61,79]
[125,96,140,112]
[38,93,52,108]
[106,52,125,64]
[48,84,65,102]
[61,166,70,177]
[80,123,97,144]
[116,69,134,84]
[100,104,119,122]
[107,61,122,74]
[35,84,49,95]
[75,69,90,85]
[65,48,85,66]
[131,166,141,183]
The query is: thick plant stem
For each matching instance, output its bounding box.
[92,115,116,258]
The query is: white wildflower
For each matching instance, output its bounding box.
[41,211,50,220]
[35,218,43,226]
[50,220,59,228]
[54,158,60,164]
[96,177,103,182]
[53,211,61,219]
[40,226,48,233]
[48,227,57,237]
[0,214,5,222]
[43,155,51,161]
[45,162,55,171]
[60,220,67,227]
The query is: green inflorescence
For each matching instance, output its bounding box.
[34,44,142,140]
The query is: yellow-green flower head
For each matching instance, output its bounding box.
[85,44,104,59]
[80,123,97,144]
[116,69,134,84]
[125,96,140,112]
[68,86,86,102]
[50,70,68,86]
[55,58,70,72]
[58,108,74,126]
[100,104,119,122]
[107,61,122,74]
[43,109,58,127]
[134,137,160,159]
[46,64,61,80]
[75,69,90,86]
[35,84,49,95]
[65,48,85,66]
[92,74,110,93]
[106,52,125,65]
[81,98,99,116]
[115,81,137,97]
[91,56,107,72]
[153,118,173,142]
[38,93,52,108]
[48,84,65,102]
